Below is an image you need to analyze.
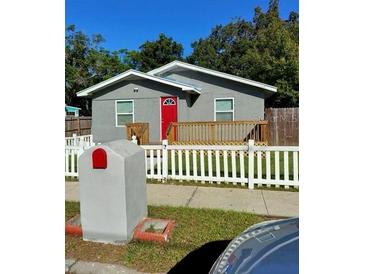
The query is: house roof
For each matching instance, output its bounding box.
[148,61,277,93]
[77,69,201,97]
[65,105,81,112]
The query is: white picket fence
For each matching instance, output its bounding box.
[65,137,299,189]
[65,134,95,177]
[65,134,94,148]
[65,146,85,177]
[142,140,299,189]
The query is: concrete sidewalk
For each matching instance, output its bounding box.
[66,259,160,274]
[66,181,298,217]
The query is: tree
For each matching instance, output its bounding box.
[124,33,184,72]
[65,25,129,115]
[187,0,299,107]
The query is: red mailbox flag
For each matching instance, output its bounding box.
[92,148,107,169]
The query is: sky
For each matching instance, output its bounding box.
[66,0,299,56]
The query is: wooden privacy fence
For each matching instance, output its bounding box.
[126,123,149,145]
[265,108,299,146]
[65,116,92,137]
[166,120,269,145]
[142,140,299,189]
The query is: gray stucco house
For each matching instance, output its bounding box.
[77,61,277,144]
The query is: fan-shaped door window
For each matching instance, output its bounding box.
[163,98,176,105]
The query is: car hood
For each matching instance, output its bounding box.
[210,218,299,274]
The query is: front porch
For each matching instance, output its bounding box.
[126,120,269,145]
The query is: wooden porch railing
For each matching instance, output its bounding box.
[126,123,149,145]
[166,120,269,145]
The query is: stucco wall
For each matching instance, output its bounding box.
[161,69,267,122]
[92,79,189,143]
[91,71,270,144]
[78,140,147,243]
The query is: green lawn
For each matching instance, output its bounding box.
[65,201,80,220]
[65,201,274,272]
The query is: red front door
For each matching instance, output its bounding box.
[161,96,178,140]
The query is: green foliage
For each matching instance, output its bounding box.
[188,1,299,107]
[65,201,80,221]
[65,1,299,109]
[124,33,184,72]
[65,25,130,115]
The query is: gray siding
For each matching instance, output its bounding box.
[162,69,266,122]
[92,80,189,143]
[91,70,269,144]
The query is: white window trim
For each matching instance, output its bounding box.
[214,97,235,121]
[115,100,135,127]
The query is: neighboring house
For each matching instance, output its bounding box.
[77,61,277,144]
[65,105,81,117]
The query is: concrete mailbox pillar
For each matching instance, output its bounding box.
[78,139,147,244]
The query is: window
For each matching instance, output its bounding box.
[163,98,176,105]
[215,98,234,121]
[115,100,134,126]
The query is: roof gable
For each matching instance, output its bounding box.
[77,69,201,97]
[148,61,277,93]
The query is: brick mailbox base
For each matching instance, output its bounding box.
[65,214,82,236]
[133,218,175,243]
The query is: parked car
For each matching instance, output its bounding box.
[209,218,299,274]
